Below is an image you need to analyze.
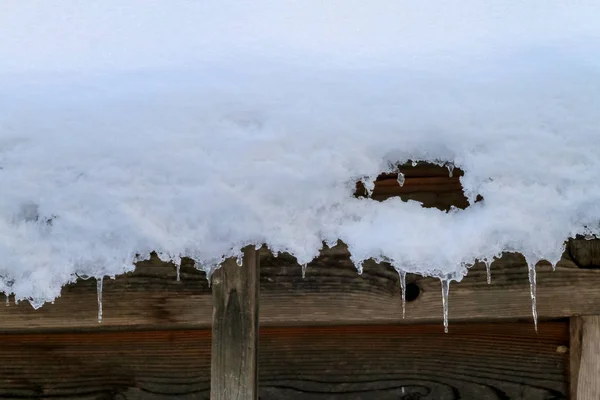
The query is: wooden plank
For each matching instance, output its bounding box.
[256,249,600,327]
[258,321,568,400]
[568,238,600,269]
[570,316,600,399]
[373,176,463,193]
[0,321,568,399]
[1,246,600,331]
[0,329,211,399]
[211,247,259,400]
[356,165,470,210]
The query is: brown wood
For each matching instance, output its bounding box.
[0,321,567,399]
[568,238,600,269]
[211,247,259,400]
[371,176,469,210]
[0,329,211,399]
[258,321,568,400]
[0,246,598,332]
[355,164,470,210]
[373,176,463,192]
[257,249,600,328]
[570,316,600,399]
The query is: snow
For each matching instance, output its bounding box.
[1,1,600,313]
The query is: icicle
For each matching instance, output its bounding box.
[446,162,455,178]
[171,256,182,282]
[440,277,450,333]
[397,172,405,187]
[29,298,45,310]
[485,259,492,284]
[236,254,243,267]
[301,263,307,279]
[362,178,375,196]
[411,160,417,167]
[528,263,538,332]
[324,238,338,249]
[97,277,103,324]
[206,268,213,287]
[201,262,218,288]
[5,294,9,306]
[399,270,407,318]
[356,261,364,275]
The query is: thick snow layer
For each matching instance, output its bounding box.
[1,1,600,308]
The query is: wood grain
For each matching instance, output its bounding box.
[1,246,600,332]
[0,321,568,399]
[211,247,259,400]
[568,238,600,269]
[356,163,469,210]
[570,316,600,399]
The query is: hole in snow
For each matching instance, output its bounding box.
[355,161,483,211]
[405,282,420,302]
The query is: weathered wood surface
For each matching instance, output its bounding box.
[0,245,598,332]
[211,247,259,400]
[357,163,470,210]
[568,238,600,269]
[0,321,568,399]
[570,316,600,400]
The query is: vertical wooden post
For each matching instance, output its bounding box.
[570,316,600,400]
[211,246,259,400]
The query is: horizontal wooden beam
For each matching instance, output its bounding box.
[0,321,568,399]
[366,163,470,209]
[0,244,599,332]
[374,176,463,194]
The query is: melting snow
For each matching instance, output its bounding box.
[1,1,600,328]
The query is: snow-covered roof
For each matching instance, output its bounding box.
[1,1,600,314]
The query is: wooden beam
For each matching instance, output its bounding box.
[1,246,600,331]
[0,321,567,399]
[570,315,600,399]
[211,247,259,400]
[356,165,470,210]
[568,238,600,269]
